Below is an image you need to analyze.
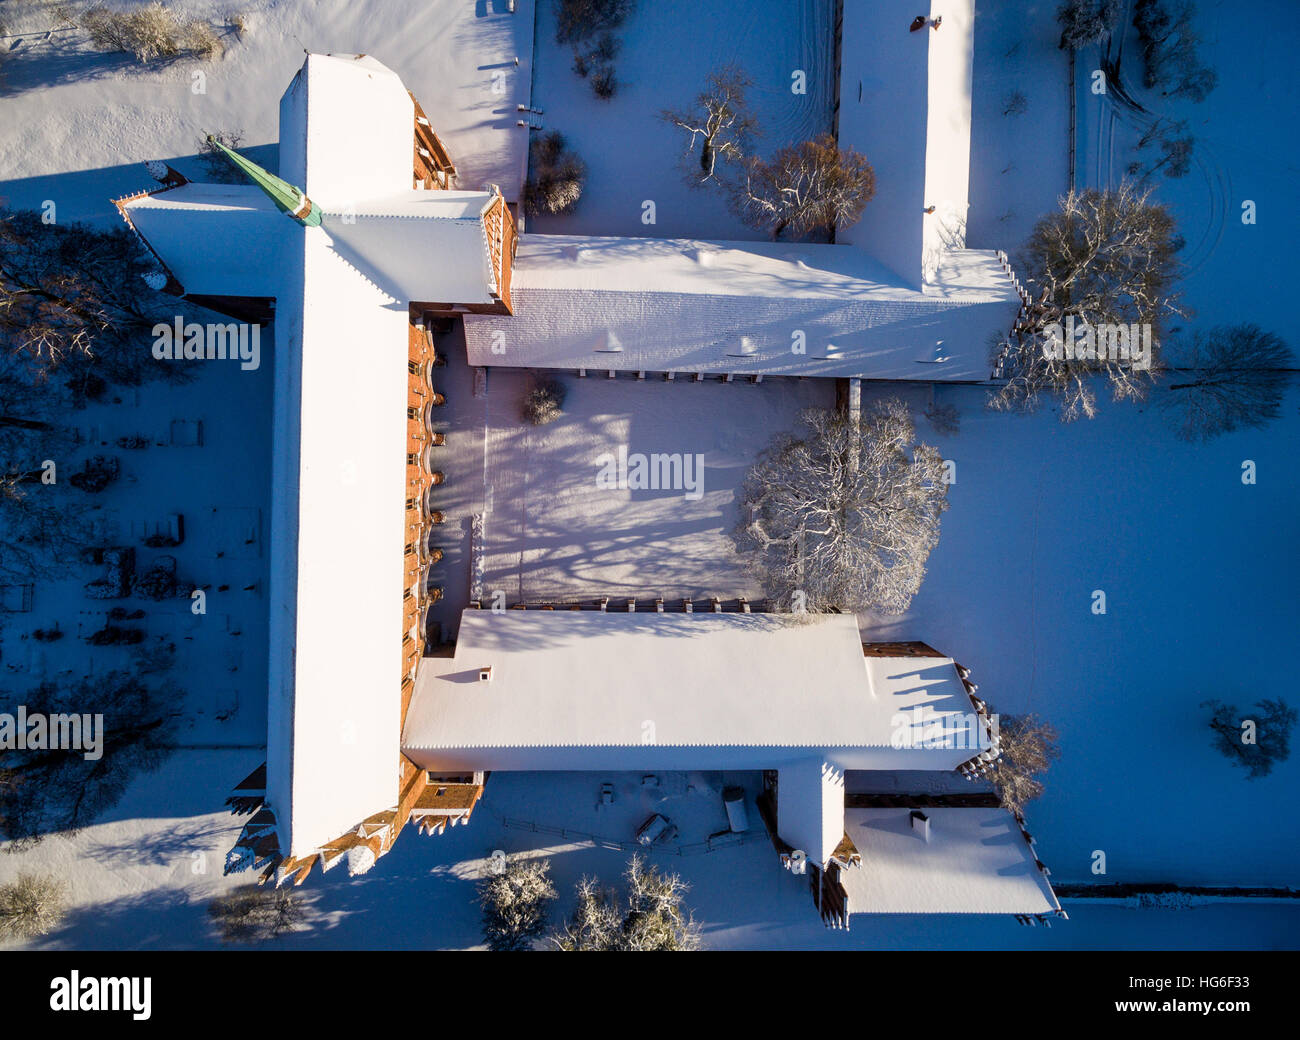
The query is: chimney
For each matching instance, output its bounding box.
[910,810,930,842]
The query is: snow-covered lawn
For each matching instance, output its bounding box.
[966,1,1072,251]
[8,762,1297,950]
[1075,0,1298,335]
[874,380,1300,888]
[525,0,837,239]
[2,349,273,747]
[478,367,835,606]
[0,0,536,224]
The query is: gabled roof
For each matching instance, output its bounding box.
[402,610,984,771]
[462,235,1017,380]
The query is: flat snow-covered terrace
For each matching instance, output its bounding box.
[403,610,982,772]
[840,807,1059,915]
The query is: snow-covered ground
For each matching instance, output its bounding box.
[1074,0,1298,336]
[2,0,1295,951]
[9,761,1298,950]
[479,368,834,605]
[0,0,535,223]
[966,1,1072,251]
[525,0,837,239]
[2,349,273,749]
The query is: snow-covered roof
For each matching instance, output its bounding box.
[124,185,285,297]
[123,186,500,307]
[777,760,847,867]
[836,0,976,286]
[839,807,1059,915]
[279,53,416,207]
[462,235,1016,380]
[321,192,499,304]
[263,221,408,860]
[402,610,982,772]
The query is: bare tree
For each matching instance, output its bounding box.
[731,135,875,240]
[553,854,700,951]
[736,401,948,615]
[0,671,179,849]
[990,715,1061,817]
[1160,324,1295,441]
[1202,698,1296,780]
[478,856,557,951]
[661,66,757,185]
[0,210,158,382]
[990,182,1184,420]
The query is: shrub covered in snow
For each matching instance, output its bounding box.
[523,132,586,217]
[556,1,631,99]
[82,3,222,64]
[0,873,67,941]
[731,135,875,240]
[477,855,557,951]
[553,0,634,46]
[553,854,700,951]
[520,377,567,426]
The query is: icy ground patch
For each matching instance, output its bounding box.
[526,0,837,239]
[478,368,835,605]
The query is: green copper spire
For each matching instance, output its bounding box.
[206,134,322,228]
